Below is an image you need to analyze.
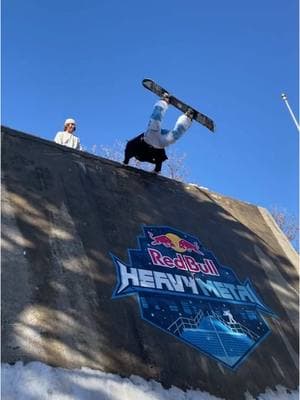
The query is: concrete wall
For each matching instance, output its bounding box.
[1,126,299,399]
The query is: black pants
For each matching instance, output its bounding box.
[123,133,168,173]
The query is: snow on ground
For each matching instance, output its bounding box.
[1,362,298,400]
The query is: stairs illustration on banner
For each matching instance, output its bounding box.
[167,310,259,367]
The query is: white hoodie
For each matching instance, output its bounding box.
[54,131,82,150]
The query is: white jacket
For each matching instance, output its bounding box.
[54,131,82,150]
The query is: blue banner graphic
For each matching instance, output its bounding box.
[110,226,275,369]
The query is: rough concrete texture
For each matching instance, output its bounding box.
[1,126,299,399]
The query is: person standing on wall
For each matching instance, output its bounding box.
[54,118,82,150]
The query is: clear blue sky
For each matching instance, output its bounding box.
[2,0,299,225]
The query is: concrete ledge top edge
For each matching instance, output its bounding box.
[2,125,265,210]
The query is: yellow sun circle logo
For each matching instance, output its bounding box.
[165,233,185,253]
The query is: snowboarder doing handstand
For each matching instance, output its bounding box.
[123,94,194,174]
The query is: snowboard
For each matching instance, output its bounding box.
[142,78,215,133]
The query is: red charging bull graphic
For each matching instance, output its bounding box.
[149,232,203,255]
[149,232,175,248]
[111,225,275,370]
[178,238,202,254]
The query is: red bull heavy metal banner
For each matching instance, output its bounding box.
[111,226,275,369]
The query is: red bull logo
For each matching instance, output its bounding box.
[148,231,204,255]
[147,230,218,276]
[148,248,219,276]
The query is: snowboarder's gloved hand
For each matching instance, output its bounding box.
[153,161,162,174]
